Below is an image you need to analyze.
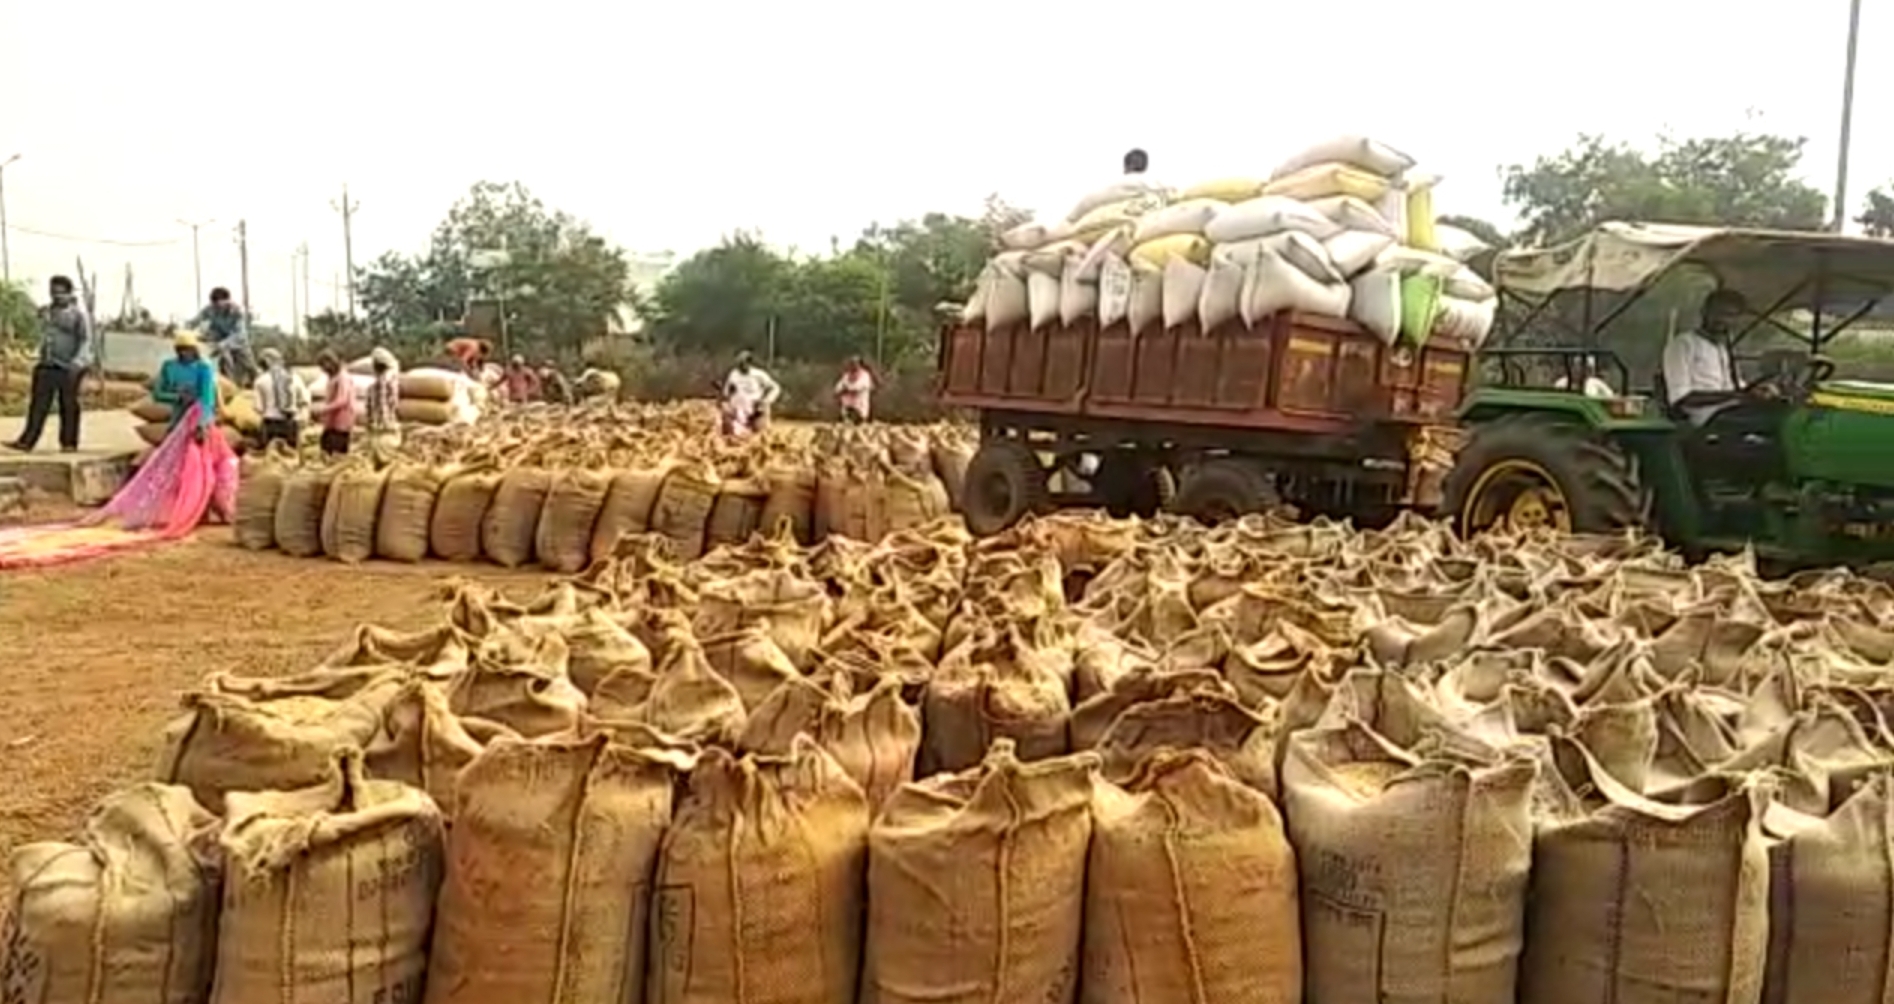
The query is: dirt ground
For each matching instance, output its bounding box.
[0,534,553,865]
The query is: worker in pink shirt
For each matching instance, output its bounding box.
[316,351,356,456]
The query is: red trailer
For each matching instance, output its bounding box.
[936,313,1473,534]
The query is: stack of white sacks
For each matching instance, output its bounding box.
[964,136,1500,347]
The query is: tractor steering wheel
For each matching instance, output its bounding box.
[1748,354,1836,401]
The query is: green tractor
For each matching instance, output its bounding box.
[1443,222,1894,567]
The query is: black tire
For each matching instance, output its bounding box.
[1093,453,1174,518]
[961,440,1051,536]
[1170,458,1279,524]
[1442,412,1650,536]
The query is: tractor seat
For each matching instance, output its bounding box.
[1651,374,1684,421]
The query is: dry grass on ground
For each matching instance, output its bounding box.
[0,535,553,865]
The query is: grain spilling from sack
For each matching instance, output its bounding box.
[1084,750,1302,1004]
[864,741,1096,1004]
[649,739,868,1004]
[209,750,444,1004]
[2,784,221,1004]
[1282,721,1536,1004]
[424,735,676,1004]
[1521,737,1769,1004]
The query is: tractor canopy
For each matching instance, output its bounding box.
[1494,222,1894,343]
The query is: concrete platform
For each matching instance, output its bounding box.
[0,414,145,505]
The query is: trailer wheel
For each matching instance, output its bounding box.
[1171,458,1279,524]
[962,440,1051,536]
[1094,454,1174,518]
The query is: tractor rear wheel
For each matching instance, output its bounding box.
[1171,458,1280,525]
[961,439,1051,536]
[1442,413,1650,536]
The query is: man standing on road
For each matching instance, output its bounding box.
[191,287,258,386]
[6,275,95,454]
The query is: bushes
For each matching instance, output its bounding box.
[620,350,950,423]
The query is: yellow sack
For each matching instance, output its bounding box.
[1406,176,1440,250]
[1070,195,1163,240]
[1263,162,1393,202]
[1180,178,1265,202]
[1129,234,1212,269]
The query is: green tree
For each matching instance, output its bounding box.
[354,181,635,360]
[1502,131,1828,246]
[1857,186,1894,238]
[0,281,35,347]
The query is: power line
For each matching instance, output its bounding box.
[2,222,185,247]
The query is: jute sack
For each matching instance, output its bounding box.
[1762,772,1894,1004]
[922,623,1073,775]
[863,741,1096,1004]
[364,680,509,817]
[694,568,829,671]
[375,461,449,562]
[2,784,220,1004]
[650,461,721,561]
[699,626,802,711]
[589,464,673,564]
[158,684,394,814]
[1282,721,1536,1004]
[1520,736,1769,1004]
[430,466,503,562]
[1095,689,1277,796]
[319,458,387,563]
[929,439,974,511]
[758,463,817,544]
[482,465,555,568]
[274,464,338,558]
[630,633,748,747]
[1068,666,1229,750]
[536,468,612,573]
[1084,751,1301,1004]
[210,750,444,1004]
[556,605,654,695]
[424,734,678,1004]
[233,445,295,550]
[649,739,869,1004]
[704,478,769,552]
[446,632,587,738]
[740,674,922,808]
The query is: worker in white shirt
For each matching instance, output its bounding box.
[1661,289,1778,426]
[721,351,782,437]
[252,348,312,449]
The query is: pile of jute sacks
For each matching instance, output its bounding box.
[10,509,1894,1004]
[228,401,975,570]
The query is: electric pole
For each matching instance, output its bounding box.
[177,217,215,304]
[234,219,251,311]
[1832,0,1864,232]
[332,185,359,319]
[0,153,20,285]
[289,252,300,337]
[300,243,311,329]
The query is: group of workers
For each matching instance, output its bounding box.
[715,352,877,437]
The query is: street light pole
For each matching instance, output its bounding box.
[1832,0,1864,233]
[0,153,21,284]
[177,218,214,305]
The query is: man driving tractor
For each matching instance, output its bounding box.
[1662,288,1781,425]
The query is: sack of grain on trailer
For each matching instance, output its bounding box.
[1308,195,1401,237]
[1000,220,1068,251]
[1272,134,1417,181]
[3,784,221,1004]
[1067,178,1169,222]
[1132,198,1226,244]
[969,251,1030,332]
[1061,234,1132,327]
[1234,233,1356,323]
[1325,229,1398,277]
[1128,260,1164,333]
[209,750,444,1004]
[1161,256,1208,330]
[1099,254,1134,329]
[1405,172,1443,250]
[1435,223,1493,262]
[1129,233,1213,269]
[1204,195,1341,244]
[1198,247,1248,331]
[1180,177,1267,202]
[1024,244,1070,331]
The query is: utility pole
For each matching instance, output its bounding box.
[332,185,359,318]
[234,220,251,311]
[0,153,19,285]
[1831,0,1864,232]
[177,217,215,304]
[289,252,300,337]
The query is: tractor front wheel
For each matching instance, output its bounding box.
[1442,413,1649,536]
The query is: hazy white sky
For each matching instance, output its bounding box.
[0,0,1886,327]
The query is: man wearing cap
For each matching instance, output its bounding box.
[6,275,95,454]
